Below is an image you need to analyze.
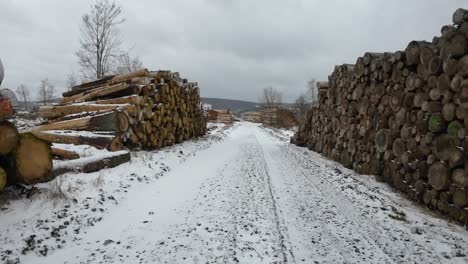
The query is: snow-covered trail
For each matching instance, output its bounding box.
[31,123,468,263]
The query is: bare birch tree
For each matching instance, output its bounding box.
[16,84,29,110]
[66,71,78,91]
[38,79,56,105]
[307,78,318,106]
[294,93,310,120]
[260,86,283,108]
[47,83,56,103]
[76,0,125,80]
[38,79,49,105]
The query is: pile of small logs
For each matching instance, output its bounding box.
[207,109,234,124]
[0,120,53,191]
[243,107,297,128]
[292,8,468,224]
[242,111,263,123]
[34,69,207,150]
[261,107,297,128]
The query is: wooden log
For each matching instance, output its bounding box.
[405,41,429,66]
[65,83,129,103]
[110,69,149,84]
[51,147,80,160]
[0,120,19,155]
[452,168,468,188]
[459,55,468,78]
[316,81,329,89]
[32,111,129,133]
[0,166,6,191]
[52,151,131,177]
[433,134,459,161]
[63,75,114,97]
[31,131,115,150]
[93,95,141,105]
[447,120,463,137]
[428,162,451,191]
[428,114,446,133]
[452,189,468,207]
[11,133,53,184]
[38,104,136,119]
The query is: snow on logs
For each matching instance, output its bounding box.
[37,69,207,151]
[291,8,468,224]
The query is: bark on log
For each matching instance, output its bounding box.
[64,83,129,104]
[38,104,136,119]
[110,69,149,84]
[0,120,19,155]
[32,111,129,133]
[31,131,115,150]
[51,147,80,160]
[52,151,131,177]
[0,166,6,191]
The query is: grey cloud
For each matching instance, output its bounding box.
[0,0,467,102]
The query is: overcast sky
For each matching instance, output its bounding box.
[1,0,467,102]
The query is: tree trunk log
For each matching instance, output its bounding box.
[32,111,129,133]
[0,120,19,155]
[52,151,130,177]
[51,147,80,160]
[428,162,451,191]
[31,131,115,150]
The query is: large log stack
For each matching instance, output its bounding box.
[292,9,468,224]
[35,69,207,150]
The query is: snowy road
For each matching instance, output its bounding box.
[10,123,468,263]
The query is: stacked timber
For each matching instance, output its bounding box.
[207,109,234,124]
[35,69,207,150]
[0,120,53,190]
[243,107,297,128]
[292,8,468,224]
[242,111,263,123]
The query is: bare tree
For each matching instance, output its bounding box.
[307,78,318,106]
[76,0,125,80]
[39,79,49,105]
[294,93,310,120]
[47,83,56,103]
[16,84,30,110]
[38,79,56,105]
[114,52,143,74]
[260,86,283,108]
[66,71,78,91]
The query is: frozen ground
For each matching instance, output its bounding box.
[1,122,467,264]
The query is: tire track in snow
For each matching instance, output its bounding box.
[254,125,468,264]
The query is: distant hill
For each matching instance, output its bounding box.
[201,98,261,114]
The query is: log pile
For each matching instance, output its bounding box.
[207,109,235,124]
[242,111,263,123]
[243,107,297,128]
[292,8,468,224]
[0,120,53,190]
[36,69,207,150]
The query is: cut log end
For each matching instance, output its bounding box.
[15,133,53,184]
[0,120,19,155]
